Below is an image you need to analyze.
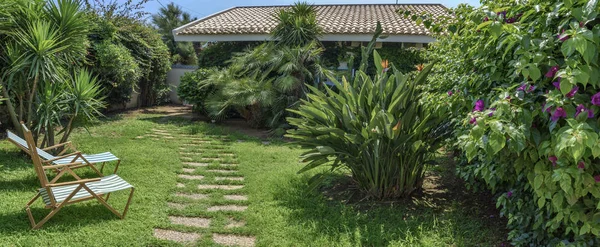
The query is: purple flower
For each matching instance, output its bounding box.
[469,117,477,125]
[552,78,561,89]
[483,17,489,22]
[578,161,585,169]
[497,11,507,18]
[592,92,600,106]
[542,102,552,113]
[518,84,535,93]
[595,175,600,183]
[575,104,594,118]
[488,108,496,117]
[507,191,513,198]
[506,17,516,24]
[566,86,579,98]
[473,100,485,112]
[545,66,559,78]
[558,30,570,42]
[448,91,453,96]
[549,156,558,167]
[551,107,566,121]
[517,84,527,91]
[527,85,536,93]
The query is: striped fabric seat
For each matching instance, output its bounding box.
[7,131,119,165]
[53,152,119,165]
[39,174,132,205]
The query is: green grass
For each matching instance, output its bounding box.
[0,111,504,246]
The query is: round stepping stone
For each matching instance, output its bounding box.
[223,195,248,201]
[225,218,246,229]
[215,177,244,181]
[184,162,209,167]
[168,202,188,210]
[206,169,237,174]
[198,185,243,190]
[207,205,248,212]
[169,216,211,228]
[176,183,185,188]
[154,229,199,243]
[178,174,204,180]
[175,193,208,200]
[182,168,196,173]
[212,234,255,247]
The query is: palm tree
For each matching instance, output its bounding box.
[152,2,197,64]
[271,2,322,47]
[0,0,89,134]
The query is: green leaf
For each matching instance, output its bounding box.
[584,0,598,16]
[489,132,505,155]
[316,146,335,155]
[534,175,544,189]
[560,78,573,95]
[561,38,576,57]
[489,21,503,38]
[580,223,591,235]
[552,193,564,209]
[538,197,546,208]
[528,66,541,82]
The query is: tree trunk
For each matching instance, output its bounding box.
[1,79,21,134]
[26,74,39,128]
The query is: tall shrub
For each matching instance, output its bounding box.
[405,0,600,244]
[286,50,446,199]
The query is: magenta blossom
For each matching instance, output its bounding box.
[595,175,600,183]
[507,191,513,198]
[483,17,489,22]
[578,161,585,169]
[488,108,496,117]
[566,86,579,98]
[473,100,485,112]
[545,66,559,78]
[448,91,453,96]
[542,102,552,113]
[506,17,516,24]
[552,78,561,89]
[575,104,594,118]
[557,30,570,42]
[551,107,566,121]
[469,117,477,125]
[592,92,600,106]
[549,156,558,167]
[518,84,535,93]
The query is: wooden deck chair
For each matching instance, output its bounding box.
[7,130,121,177]
[21,124,135,229]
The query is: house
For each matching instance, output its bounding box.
[172,4,447,48]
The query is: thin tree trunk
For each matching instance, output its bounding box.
[26,74,39,127]
[59,116,75,144]
[18,94,24,121]
[46,123,55,149]
[1,79,21,134]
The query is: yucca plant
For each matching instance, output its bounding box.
[286,50,446,199]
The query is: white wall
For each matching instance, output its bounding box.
[167,65,198,104]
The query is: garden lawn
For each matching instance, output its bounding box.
[0,109,504,246]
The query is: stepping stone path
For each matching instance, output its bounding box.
[151,127,254,246]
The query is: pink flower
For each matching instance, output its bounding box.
[592,92,600,106]
[507,191,513,198]
[448,91,453,96]
[469,117,477,125]
[558,30,570,42]
[549,156,558,167]
[595,175,600,183]
[578,161,585,169]
[473,100,485,112]
[488,108,496,117]
[575,104,594,118]
[552,78,561,89]
[551,107,566,121]
[545,66,559,78]
[566,86,579,98]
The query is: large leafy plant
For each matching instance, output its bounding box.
[286,50,446,199]
[405,0,600,244]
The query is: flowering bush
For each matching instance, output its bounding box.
[405,0,600,245]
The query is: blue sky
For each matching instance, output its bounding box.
[143,0,480,21]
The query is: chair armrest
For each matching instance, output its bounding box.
[42,142,72,151]
[47,177,102,187]
[42,151,81,163]
[42,162,83,170]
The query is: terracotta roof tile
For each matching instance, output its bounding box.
[176,4,447,36]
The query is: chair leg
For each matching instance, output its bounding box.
[100,162,105,173]
[113,160,121,174]
[82,186,123,218]
[27,185,83,229]
[105,193,111,202]
[122,187,135,218]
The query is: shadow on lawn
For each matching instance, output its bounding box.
[0,204,122,233]
[273,161,507,246]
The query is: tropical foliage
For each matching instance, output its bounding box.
[177,68,215,113]
[286,48,446,199]
[272,2,322,47]
[0,0,98,148]
[87,10,171,108]
[152,2,197,65]
[404,0,600,244]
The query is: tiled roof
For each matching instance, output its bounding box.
[175,4,447,36]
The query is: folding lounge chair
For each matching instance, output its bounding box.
[7,130,121,177]
[20,124,135,229]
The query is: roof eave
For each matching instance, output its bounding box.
[173,33,435,43]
